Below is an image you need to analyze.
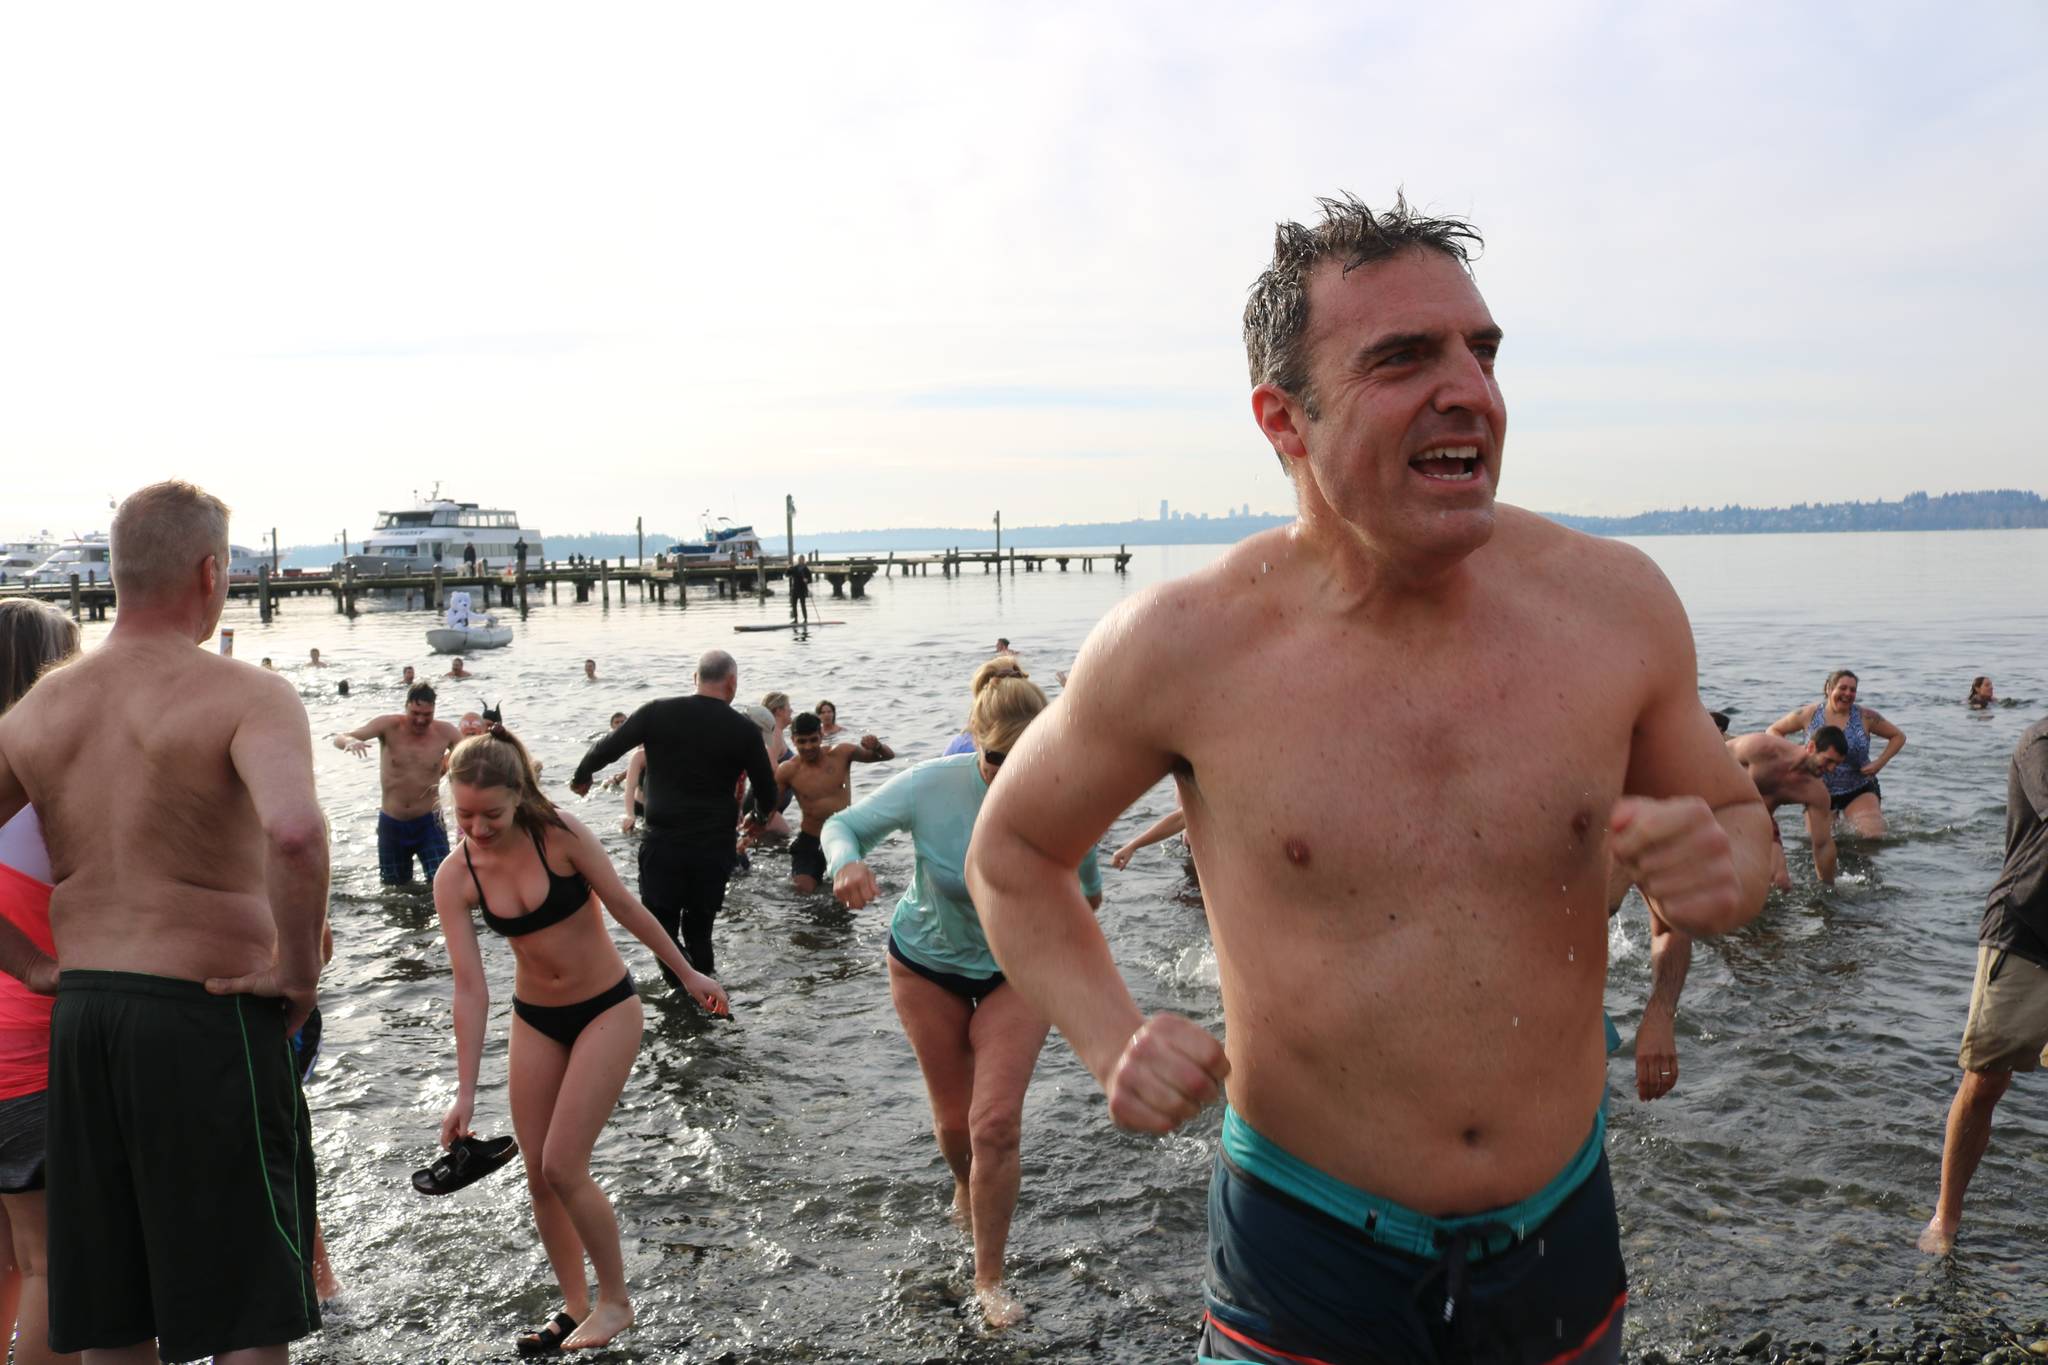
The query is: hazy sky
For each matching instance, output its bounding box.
[4,2,2043,547]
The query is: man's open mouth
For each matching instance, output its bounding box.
[1410,446,1480,482]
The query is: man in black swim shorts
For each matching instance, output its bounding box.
[0,480,331,1361]
[775,712,894,895]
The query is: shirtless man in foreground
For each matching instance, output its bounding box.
[776,712,893,893]
[1725,726,1847,888]
[334,681,461,885]
[0,480,328,1363]
[967,196,1771,1362]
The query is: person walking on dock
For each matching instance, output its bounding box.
[1920,713,2048,1256]
[333,682,461,885]
[569,650,777,981]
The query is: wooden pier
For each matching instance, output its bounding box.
[0,547,1133,622]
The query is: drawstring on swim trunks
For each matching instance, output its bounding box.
[1415,1218,1516,1331]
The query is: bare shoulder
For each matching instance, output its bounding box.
[432,841,475,907]
[1493,506,1677,618]
[1079,527,1295,677]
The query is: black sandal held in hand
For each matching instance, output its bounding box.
[410,1134,519,1196]
[516,1311,579,1357]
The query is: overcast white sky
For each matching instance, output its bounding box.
[3,1,2043,546]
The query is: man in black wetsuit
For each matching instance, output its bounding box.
[789,554,813,626]
[570,648,777,983]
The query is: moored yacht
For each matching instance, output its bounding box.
[0,533,58,584]
[28,533,112,586]
[666,519,763,564]
[345,489,544,577]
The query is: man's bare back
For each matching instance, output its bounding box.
[1726,728,1842,886]
[1727,730,1829,809]
[0,629,326,991]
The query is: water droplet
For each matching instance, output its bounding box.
[1512,1016,1519,1027]
[1261,561,1271,574]
[1567,948,1575,962]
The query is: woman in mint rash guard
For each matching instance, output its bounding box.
[434,726,731,1355]
[824,666,1101,1328]
[1769,668,1907,839]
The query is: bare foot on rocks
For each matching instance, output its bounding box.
[1916,1217,1957,1256]
[564,1298,634,1349]
[976,1282,1026,1329]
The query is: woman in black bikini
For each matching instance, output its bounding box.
[433,725,729,1355]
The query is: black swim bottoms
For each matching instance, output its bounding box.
[0,1090,47,1193]
[791,831,828,883]
[513,974,638,1047]
[48,971,319,1363]
[1829,779,1880,813]
[888,933,1006,1004]
[1200,1109,1624,1365]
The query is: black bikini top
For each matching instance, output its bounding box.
[464,825,591,937]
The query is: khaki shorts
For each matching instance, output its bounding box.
[1958,945,2048,1073]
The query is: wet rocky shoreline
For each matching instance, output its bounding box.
[1645,1315,2048,1365]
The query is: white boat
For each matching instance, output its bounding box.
[28,533,112,586]
[0,533,58,585]
[666,518,762,564]
[226,545,271,581]
[347,486,543,578]
[427,625,513,653]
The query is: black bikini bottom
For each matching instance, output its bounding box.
[513,974,637,1047]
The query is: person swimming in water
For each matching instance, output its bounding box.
[1969,676,1996,710]
[435,725,731,1354]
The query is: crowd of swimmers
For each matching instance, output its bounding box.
[0,195,2044,1364]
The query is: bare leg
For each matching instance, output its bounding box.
[1770,836,1792,891]
[1920,1068,2011,1254]
[889,959,977,1231]
[509,1019,590,1325]
[1843,790,1886,839]
[84,1347,162,1365]
[548,998,645,1351]
[0,1195,18,1349]
[963,985,1052,1328]
[2,1191,76,1365]
[791,875,818,894]
[311,1217,342,1304]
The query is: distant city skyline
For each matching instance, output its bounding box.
[3,5,2043,546]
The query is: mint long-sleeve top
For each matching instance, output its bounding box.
[821,751,1102,978]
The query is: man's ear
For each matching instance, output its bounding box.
[1251,383,1310,466]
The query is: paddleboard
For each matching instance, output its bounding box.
[732,621,846,633]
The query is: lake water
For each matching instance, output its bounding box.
[71,529,2048,1360]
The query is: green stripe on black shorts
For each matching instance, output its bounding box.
[47,970,319,1363]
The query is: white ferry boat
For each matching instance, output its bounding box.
[0,533,58,584]
[666,519,763,565]
[28,533,112,586]
[345,489,544,577]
